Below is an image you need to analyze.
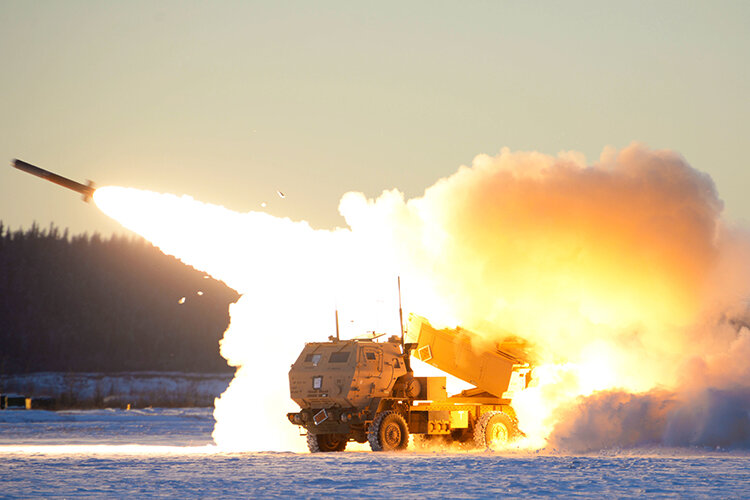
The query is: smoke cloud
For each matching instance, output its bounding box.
[340,143,750,451]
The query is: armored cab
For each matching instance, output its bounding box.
[289,338,407,410]
[287,336,412,451]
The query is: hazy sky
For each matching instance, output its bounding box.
[1,1,748,236]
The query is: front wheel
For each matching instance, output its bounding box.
[368,411,409,451]
[307,433,348,452]
[473,411,519,450]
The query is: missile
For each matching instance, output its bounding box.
[11,159,96,202]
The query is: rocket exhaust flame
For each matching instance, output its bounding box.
[92,187,402,451]
[89,143,750,452]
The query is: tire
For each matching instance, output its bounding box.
[473,411,518,450]
[368,411,410,451]
[307,433,348,452]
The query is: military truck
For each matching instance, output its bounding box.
[287,314,532,452]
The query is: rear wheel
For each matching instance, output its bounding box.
[473,411,518,450]
[307,433,348,452]
[368,411,409,451]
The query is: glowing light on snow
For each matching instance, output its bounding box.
[93,143,750,452]
[0,445,218,455]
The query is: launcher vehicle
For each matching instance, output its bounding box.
[287,315,532,452]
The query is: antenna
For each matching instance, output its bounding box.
[335,308,340,341]
[398,276,405,347]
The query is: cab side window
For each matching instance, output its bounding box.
[304,354,322,366]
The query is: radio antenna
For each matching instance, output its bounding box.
[335,308,341,341]
[398,276,405,347]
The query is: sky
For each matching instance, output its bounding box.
[1,1,748,237]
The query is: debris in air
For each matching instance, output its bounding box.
[178,297,186,304]
[277,190,285,199]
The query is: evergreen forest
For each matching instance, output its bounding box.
[0,222,240,374]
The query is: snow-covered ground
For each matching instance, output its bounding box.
[0,408,213,446]
[1,408,748,498]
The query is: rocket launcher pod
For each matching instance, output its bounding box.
[405,315,531,399]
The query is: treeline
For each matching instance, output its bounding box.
[0,222,239,374]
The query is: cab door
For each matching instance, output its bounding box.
[359,345,386,395]
[361,346,383,375]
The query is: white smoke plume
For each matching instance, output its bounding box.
[94,143,750,452]
[340,143,750,451]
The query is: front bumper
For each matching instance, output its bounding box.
[287,407,368,434]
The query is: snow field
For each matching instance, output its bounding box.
[1,408,748,498]
[2,450,749,498]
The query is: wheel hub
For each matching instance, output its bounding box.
[489,423,508,446]
[384,423,402,447]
